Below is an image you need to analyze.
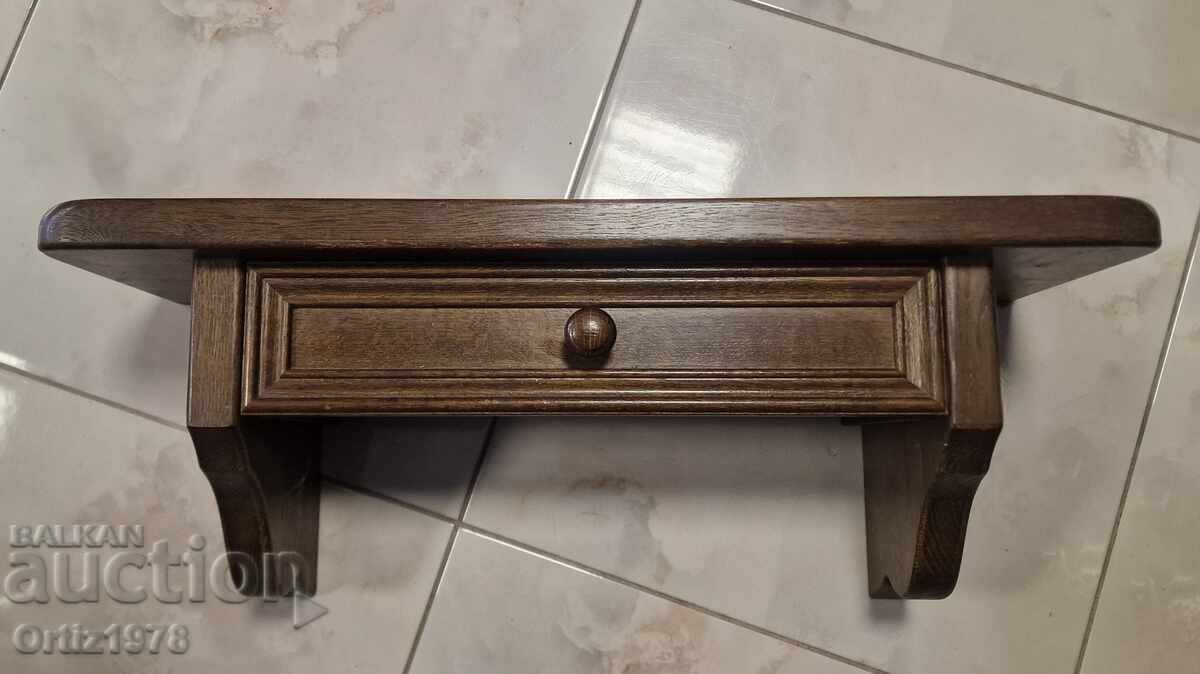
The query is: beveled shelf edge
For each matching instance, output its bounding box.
[39,196,1159,303]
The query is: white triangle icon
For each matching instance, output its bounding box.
[292,590,329,630]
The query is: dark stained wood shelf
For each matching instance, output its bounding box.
[38,197,1160,601]
[40,196,1158,303]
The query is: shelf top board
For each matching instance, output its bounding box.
[39,196,1160,303]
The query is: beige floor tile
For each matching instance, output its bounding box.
[0,0,32,62]
[323,417,493,518]
[761,0,1200,138]
[1080,231,1200,673]
[409,530,869,674]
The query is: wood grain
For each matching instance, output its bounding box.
[38,197,1159,303]
[189,423,321,597]
[288,307,895,370]
[186,257,321,597]
[243,264,945,416]
[564,307,618,358]
[187,258,243,427]
[862,252,1002,599]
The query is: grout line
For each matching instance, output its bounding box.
[729,0,1200,145]
[0,0,37,94]
[462,526,892,674]
[564,0,644,198]
[329,479,890,674]
[400,526,459,674]
[0,361,188,432]
[323,476,457,525]
[1073,208,1200,674]
[457,417,498,521]
[398,418,499,674]
[325,417,498,526]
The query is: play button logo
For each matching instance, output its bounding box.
[292,590,329,630]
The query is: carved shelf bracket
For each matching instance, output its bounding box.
[862,253,1002,598]
[187,258,322,597]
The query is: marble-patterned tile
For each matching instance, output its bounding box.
[762,0,1200,138]
[469,0,1200,672]
[0,367,453,673]
[468,417,865,614]
[0,0,635,423]
[410,530,868,674]
[323,417,492,518]
[0,0,32,61]
[1080,227,1200,671]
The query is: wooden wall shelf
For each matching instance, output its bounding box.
[39,196,1160,599]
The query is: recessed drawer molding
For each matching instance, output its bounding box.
[244,265,946,415]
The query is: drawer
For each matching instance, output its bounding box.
[242,264,947,414]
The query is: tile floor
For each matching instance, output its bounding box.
[0,1,1197,672]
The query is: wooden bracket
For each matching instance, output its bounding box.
[862,253,1003,598]
[186,257,322,597]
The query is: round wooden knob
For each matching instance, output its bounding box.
[564,308,617,357]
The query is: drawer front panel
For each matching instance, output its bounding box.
[289,306,896,372]
[244,265,946,415]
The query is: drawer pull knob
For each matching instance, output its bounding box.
[564,307,617,357]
